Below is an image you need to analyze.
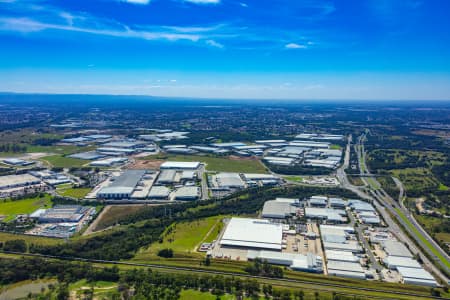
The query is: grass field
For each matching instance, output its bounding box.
[356,146,366,173]
[330,144,342,150]
[0,195,52,222]
[436,232,450,245]
[415,214,450,244]
[347,176,365,186]
[283,175,303,182]
[395,208,450,269]
[40,155,87,168]
[0,231,62,246]
[57,187,91,199]
[0,145,95,158]
[92,205,149,231]
[365,177,380,190]
[27,145,96,155]
[438,183,449,191]
[69,279,117,298]
[145,154,268,173]
[134,216,223,259]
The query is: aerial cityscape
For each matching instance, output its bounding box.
[1,0,450,299]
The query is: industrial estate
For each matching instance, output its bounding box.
[0,98,449,299]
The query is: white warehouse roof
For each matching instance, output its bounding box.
[384,256,421,269]
[325,250,359,262]
[397,266,436,285]
[327,261,364,274]
[220,218,283,251]
[242,173,279,181]
[215,172,245,188]
[160,161,200,169]
[382,240,413,258]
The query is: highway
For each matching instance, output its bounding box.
[198,163,209,200]
[339,133,450,283]
[0,250,444,300]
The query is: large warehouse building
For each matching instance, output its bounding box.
[97,170,151,199]
[160,161,201,170]
[247,250,323,273]
[220,218,283,251]
[0,174,41,190]
[261,198,299,219]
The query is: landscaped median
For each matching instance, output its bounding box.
[395,208,450,270]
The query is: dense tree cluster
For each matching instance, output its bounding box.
[0,257,119,285]
[0,143,27,153]
[31,137,60,146]
[2,239,27,252]
[432,158,450,187]
[367,149,429,171]
[29,219,168,260]
[266,164,332,175]
[245,258,284,278]
[376,176,399,200]
[157,248,174,258]
[0,256,368,300]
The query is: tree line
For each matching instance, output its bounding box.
[0,256,365,300]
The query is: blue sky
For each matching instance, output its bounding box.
[0,0,449,100]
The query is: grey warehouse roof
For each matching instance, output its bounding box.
[262,200,297,219]
[109,170,146,188]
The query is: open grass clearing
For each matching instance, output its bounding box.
[144,154,268,173]
[415,214,450,244]
[365,177,380,190]
[40,155,87,168]
[348,176,365,186]
[283,175,304,182]
[330,144,342,150]
[436,232,450,246]
[0,195,52,222]
[438,183,449,191]
[69,279,117,297]
[134,215,224,259]
[91,204,151,232]
[27,145,95,155]
[57,187,91,199]
[0,231,62,246]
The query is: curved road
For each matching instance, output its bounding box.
[341,133,450,283]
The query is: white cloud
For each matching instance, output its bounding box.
[0,1,328,51]
[285,43,307,49]
[183,0,220,4]
[120,0,151,4]
[0,17,201,41]
[240,2,248,7]
[163,24,225,33]
[206,39,224,48]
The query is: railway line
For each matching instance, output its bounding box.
[0,250,444,299]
